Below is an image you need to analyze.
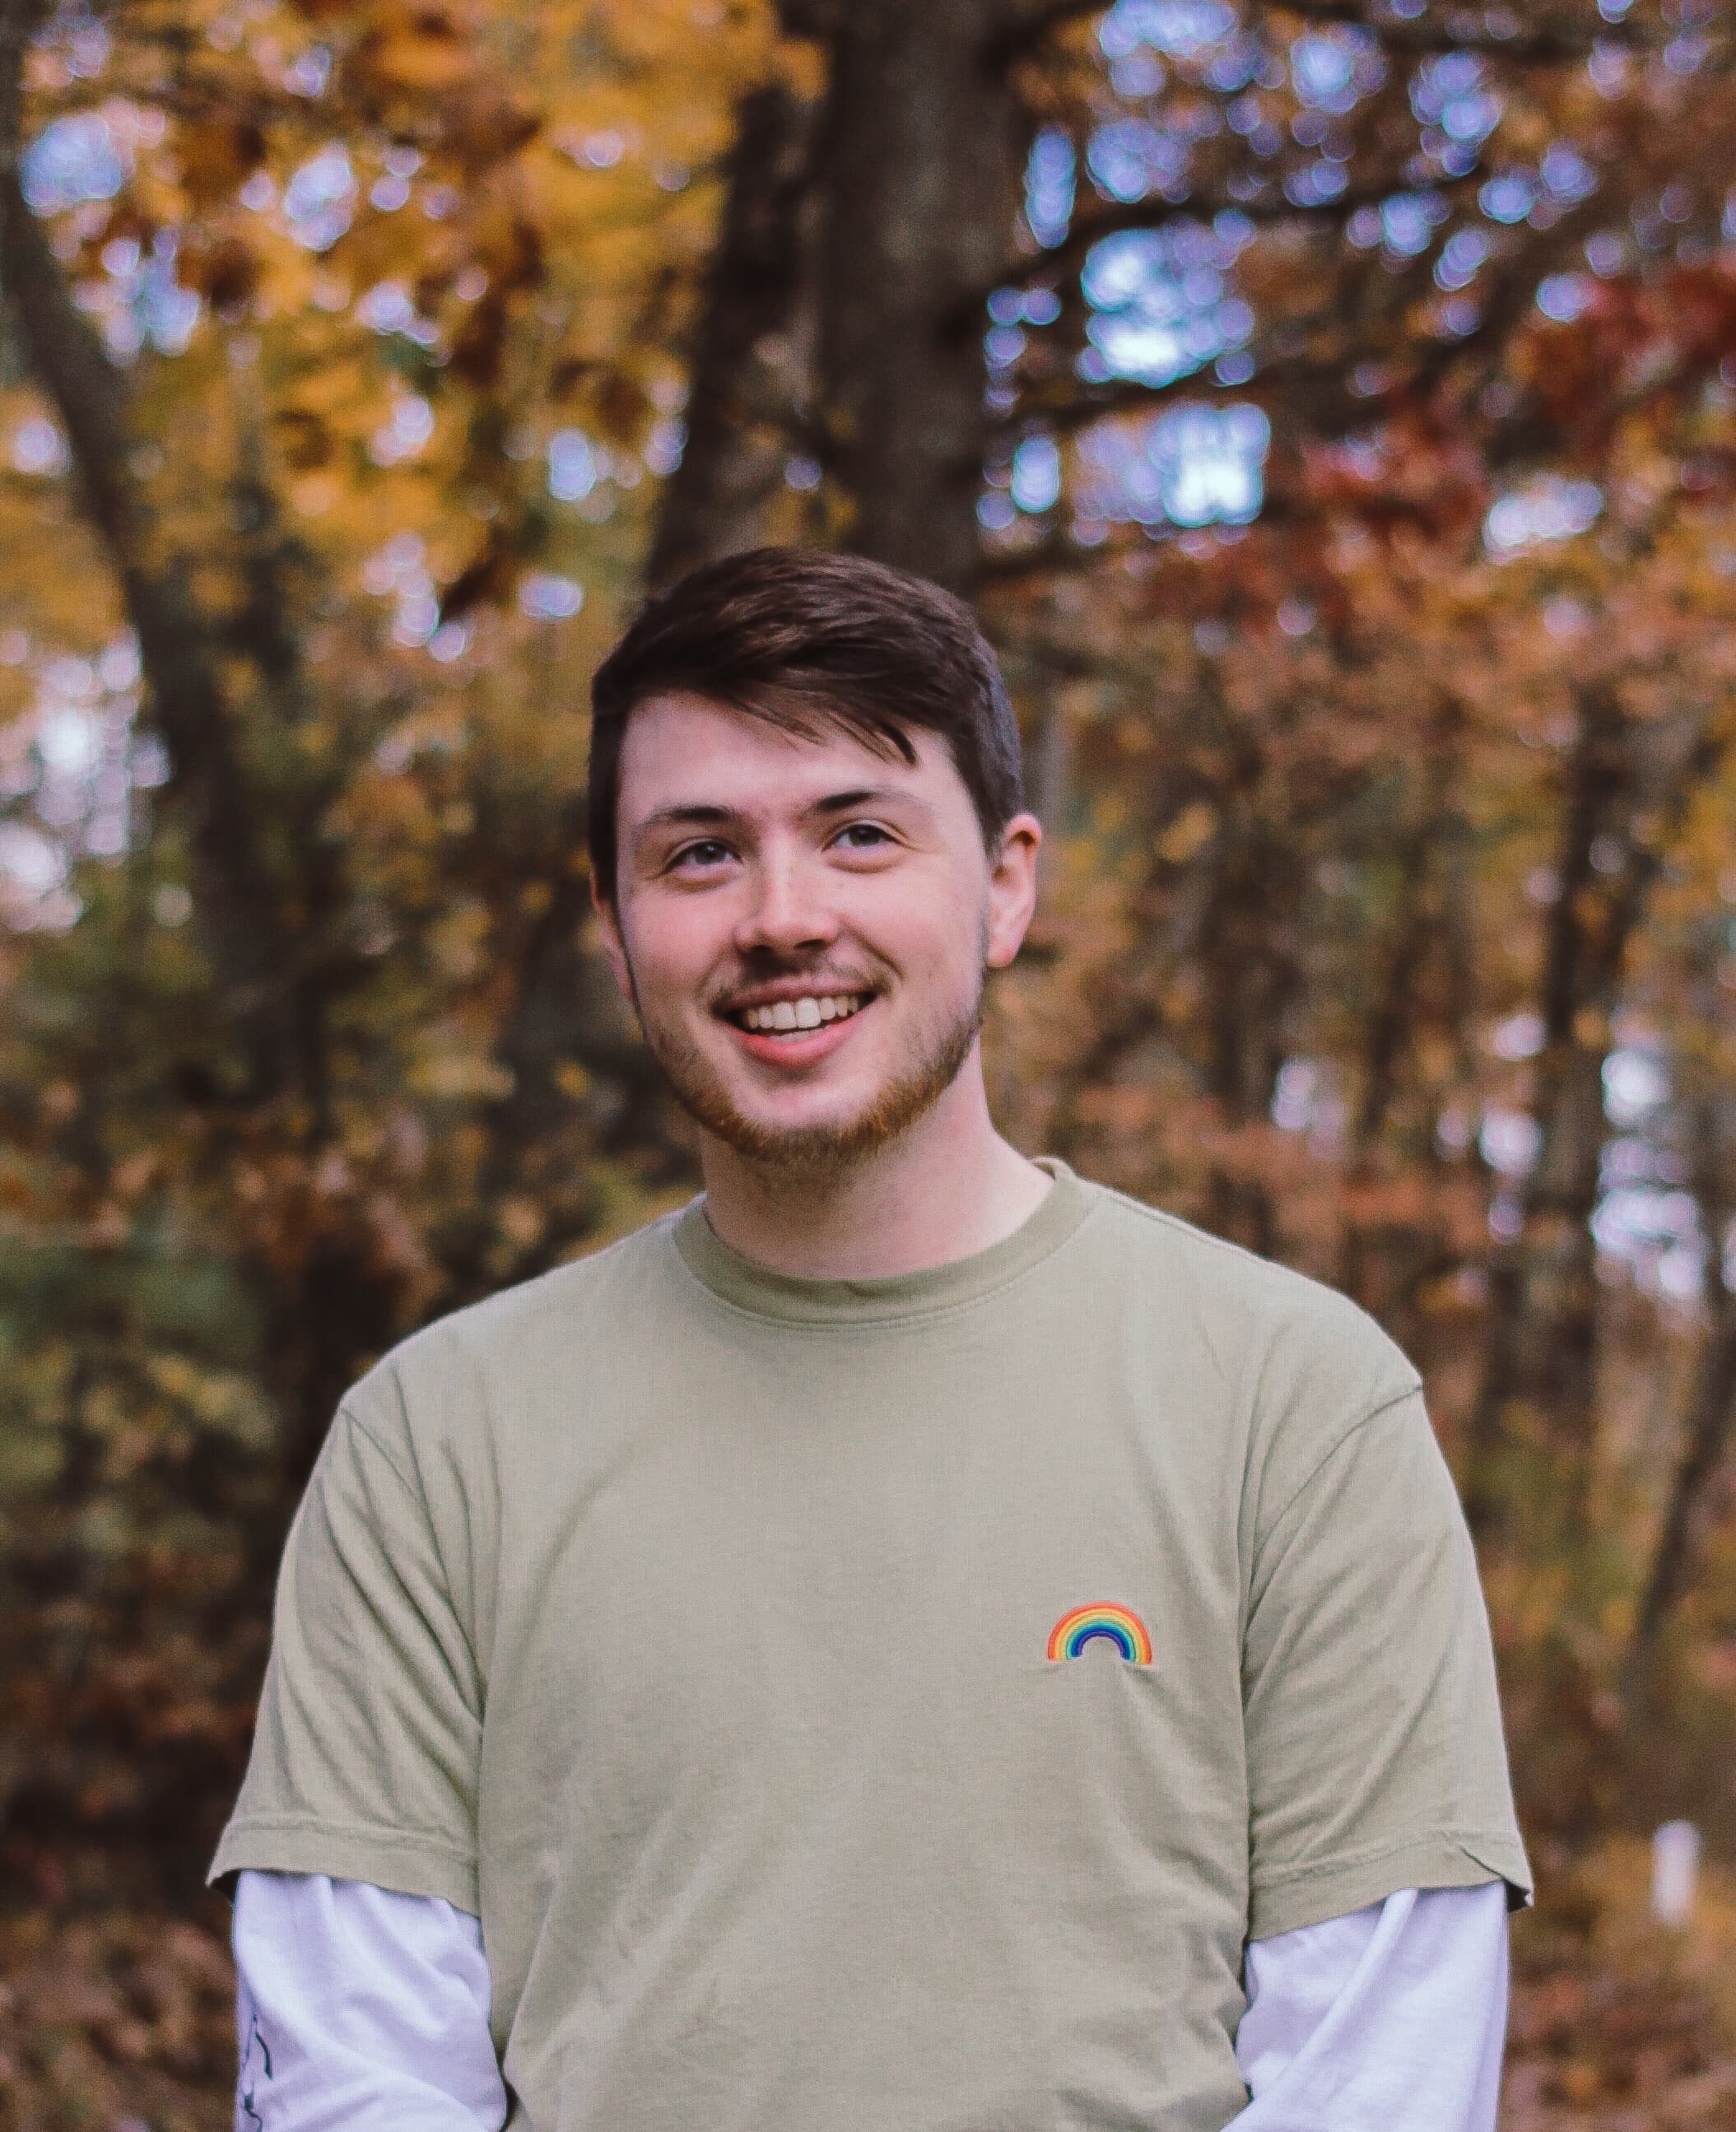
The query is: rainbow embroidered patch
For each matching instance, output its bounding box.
[1047,1603,1152,1665]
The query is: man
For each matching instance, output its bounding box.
[213,547,1531,2130]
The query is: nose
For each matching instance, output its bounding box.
[733,849,840,959]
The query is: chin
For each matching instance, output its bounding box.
[721,1092,874,1147]
[651,994,980,1177]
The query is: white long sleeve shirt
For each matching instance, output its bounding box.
[231,1871,1510,2130]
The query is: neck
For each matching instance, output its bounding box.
[696,1049,1052,1279]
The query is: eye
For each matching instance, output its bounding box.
[832,822,894,852]
[668,838,734,873]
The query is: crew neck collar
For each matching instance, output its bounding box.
[671,1157,1092,1327]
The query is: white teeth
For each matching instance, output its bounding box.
[738,993,865,1033]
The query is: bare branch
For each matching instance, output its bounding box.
[981,159,1486,310]
[987,0,1672,73]
[1269,0,1666,63]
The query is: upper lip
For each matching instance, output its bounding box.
[714,980,874,1016]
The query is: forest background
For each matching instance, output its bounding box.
[2,0,1736,2123]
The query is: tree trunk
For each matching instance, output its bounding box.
[1464,686,1734,1545]
[1624,1296,1736,1701]
[808,0,1025,594]
[1623,919,1736,1702]
[648,2,1033,596]
[1464,685,1632,1541]
[645,81,817,588]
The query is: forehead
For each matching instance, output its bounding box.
[615,690,964,821]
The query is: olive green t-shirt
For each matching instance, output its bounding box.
[212,1161,1530,2131]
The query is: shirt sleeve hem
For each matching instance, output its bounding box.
[207,1817,480,1915]
[1247,1828,1534,1940]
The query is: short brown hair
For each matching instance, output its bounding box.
[587,547,1025,904]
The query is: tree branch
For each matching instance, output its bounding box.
[986,181,1368,309]
[1270,0,1666,63]
[988,0,1670,74]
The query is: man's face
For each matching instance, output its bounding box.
[596,691,1040,1176]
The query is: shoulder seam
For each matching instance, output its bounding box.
[334,1400,423,1506]
[333,1399,486,1691]
[1250,1381,1426,1571]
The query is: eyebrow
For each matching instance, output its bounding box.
[634,787,926,836]
[637,803,738,833]
[810,786,916,816]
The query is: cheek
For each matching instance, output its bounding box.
[620,896,730,994]
[844,874,985,977]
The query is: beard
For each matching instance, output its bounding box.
[631,962,986,1184]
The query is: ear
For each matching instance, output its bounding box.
[591,876,636,1005]
[984,812,1042,971]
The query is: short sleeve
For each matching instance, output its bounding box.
[1242,1388,1531,1940]
[208,1403,482,1912]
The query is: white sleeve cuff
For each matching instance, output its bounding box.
[1231,1881,1510,2132]
[233,1869,509,2131]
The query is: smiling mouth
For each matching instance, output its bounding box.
[722,991,871,1038]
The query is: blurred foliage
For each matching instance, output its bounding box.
[2,0,1736,2123]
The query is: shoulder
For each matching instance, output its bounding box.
[336,1208,690,1473]
[412,1206,686,1365]
[1074,1177,1417,1393]
[1068,1174,1425,1501]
